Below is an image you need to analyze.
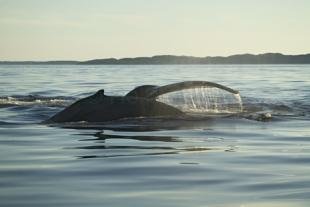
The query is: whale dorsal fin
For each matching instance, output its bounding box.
[93,89,105,98]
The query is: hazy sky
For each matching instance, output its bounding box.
[0,0,309,60]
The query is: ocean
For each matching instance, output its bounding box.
[0,64,309,206]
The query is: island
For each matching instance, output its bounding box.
[1,53,310,65]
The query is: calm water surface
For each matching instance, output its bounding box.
[0,64,310,207]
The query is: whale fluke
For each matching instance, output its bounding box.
[126,85,158,98]
[147,81,239,98]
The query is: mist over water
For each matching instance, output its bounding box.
[0,64,310,207]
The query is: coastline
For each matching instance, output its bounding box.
[1,53,310,65]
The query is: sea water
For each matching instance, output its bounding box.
[0,64,309,207]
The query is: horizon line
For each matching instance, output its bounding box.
[1,52,310,62]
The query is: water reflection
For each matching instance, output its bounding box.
[73,130,214,159]
[77,151,179,159]
[79,131,181,142]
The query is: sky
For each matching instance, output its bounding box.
[0,0,309,61]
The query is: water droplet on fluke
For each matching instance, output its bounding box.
[156,86,243,114]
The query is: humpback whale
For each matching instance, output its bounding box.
[45,81,241,123]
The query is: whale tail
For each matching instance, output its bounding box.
[126,81,243,114]
[126,85,158,98]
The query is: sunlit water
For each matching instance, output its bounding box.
[0,64,310,207]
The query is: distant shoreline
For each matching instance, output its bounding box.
[1,53,310,65]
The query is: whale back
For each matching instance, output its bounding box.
[45,90,184,123]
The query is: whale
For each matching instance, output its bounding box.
[44,81,240,123]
